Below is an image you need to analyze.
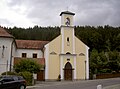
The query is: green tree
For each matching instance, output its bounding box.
[14,59,41,73]
[90,49,109,74]
[90,49,99,74]
[107,50,120,73]
[107,61,120,73]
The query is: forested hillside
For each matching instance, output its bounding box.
[4,25,120,52]
[5,26,60,41]
[4,25,120,76]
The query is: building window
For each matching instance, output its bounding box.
[33,53,37,58]
[65,17,70,26]
[67,37,69,42]
[2,45,5,58]
[22,53,27,58]
[67,59,70,61]
[67,37,70,46]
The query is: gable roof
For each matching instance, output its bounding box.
[16,40,49,49]
[0,27,14,38]
[60,11,75,16]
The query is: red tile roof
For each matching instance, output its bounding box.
[14,57,45,66]
[0,27,14,38]
[16,40,49,49]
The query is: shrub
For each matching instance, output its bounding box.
[19,71,33,86]
[1,71,18,75]
[14,59,41,73]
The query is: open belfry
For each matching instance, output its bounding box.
[0,11,89,81]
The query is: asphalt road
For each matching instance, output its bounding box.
[27,78,120,89]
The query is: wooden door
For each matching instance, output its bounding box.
[37,70,45,81]
[64,62,73,80]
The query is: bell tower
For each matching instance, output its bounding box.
[60,11,76,80]
[60,11,75,27]
[60,11,75,54]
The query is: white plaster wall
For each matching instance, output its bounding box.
[0,38,14,74]
[11,42,17,71]
[16,49,43,58]
[0,37,44,74]
[44,44,49,80]
[86,46,89,79]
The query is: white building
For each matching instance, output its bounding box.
[0,27,15,74]
[0,27,48,78]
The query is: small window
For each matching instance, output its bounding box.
[67,37,70,46]
[67,37,69,42]
[67,59,70,61]
[22,53,27,58]
[33,53,37,58]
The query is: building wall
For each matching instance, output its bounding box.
[0,38,14,74]
[60,36,88,80]
[11,42,17,71]
[16,49,43,58]
[63,27,74,53]
[63,56,74,68]
[45,36,61,80]
[45,33,89,80]
[75,37,89,79]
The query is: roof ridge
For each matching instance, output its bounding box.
[16,39,49,42]
[16,39,49,49]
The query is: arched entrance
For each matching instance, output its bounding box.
[64,62,73,80]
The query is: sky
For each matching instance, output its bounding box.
[0,0,120,28]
